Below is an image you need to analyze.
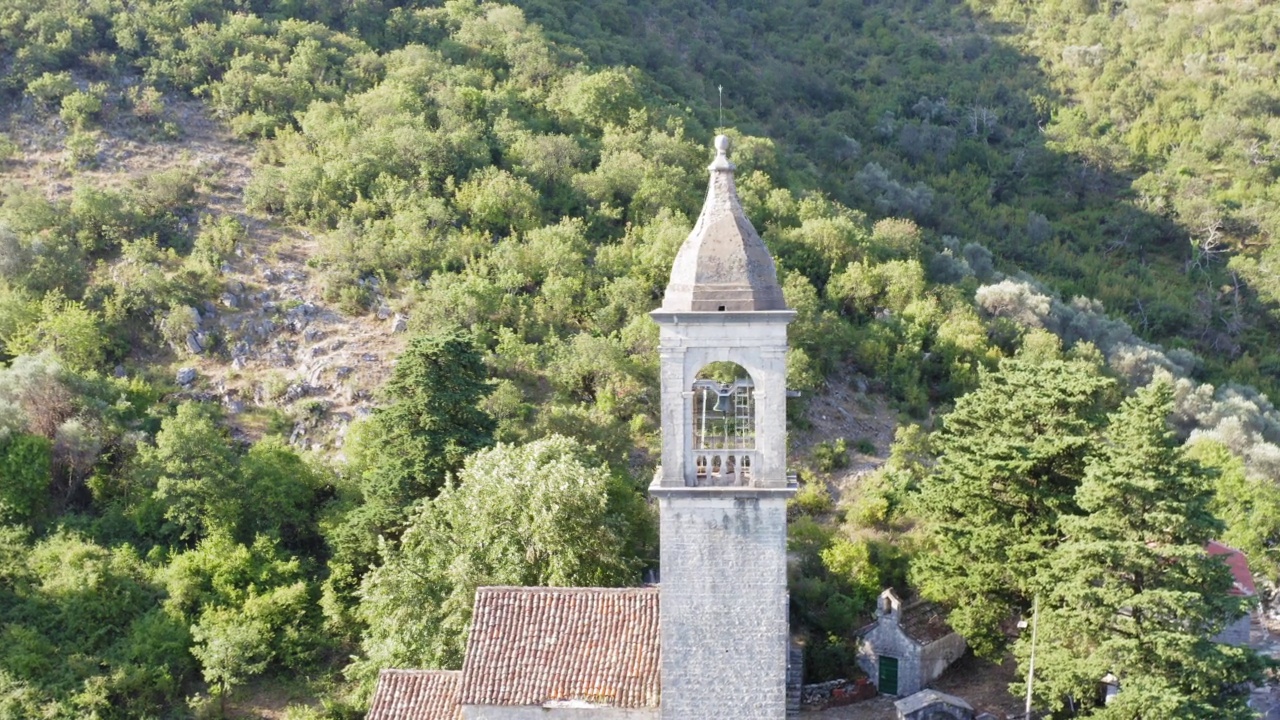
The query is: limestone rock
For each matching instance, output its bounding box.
[176,368,197,386]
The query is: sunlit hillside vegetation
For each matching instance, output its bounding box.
[1,0,1280,717]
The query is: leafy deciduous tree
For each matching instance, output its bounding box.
[354,435,652,672]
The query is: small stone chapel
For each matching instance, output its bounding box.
[366,135,798,720]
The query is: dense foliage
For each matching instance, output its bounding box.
[511,0,1280,400]
[354,435,653,675]
[4,0,1280,716]
[1018,383,1266,718]
[914,341,1117,657]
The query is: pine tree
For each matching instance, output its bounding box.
[324,330,496,627]
[1020,381,1266,719]
[913,349,1116,656]
[359,329,496,511]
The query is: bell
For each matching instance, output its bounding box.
[713,391,732,414]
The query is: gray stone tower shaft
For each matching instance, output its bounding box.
[651,135,795,720]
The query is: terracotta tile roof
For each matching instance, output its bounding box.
[1207,540,1257,597]
[459,586,661,709]
[899,599,957,645]
[367,669,460,720]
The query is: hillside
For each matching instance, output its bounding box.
[1,0,1279,717]
[520,0,1280,396]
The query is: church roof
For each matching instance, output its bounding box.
[659,135,788,312]
[1206,540,1256,597]
[459,586,661,709]
[367,669,460,720]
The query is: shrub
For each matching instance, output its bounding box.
[0,434,52,524]
[158,306,201,354]
[0,134,17,163]
[791,474,834,515]
[187,216,244,272]
[62,131,100,170]
[847,491,891,528]
[25,72,75,108]
[812,438,849,472]
[59,90,104,130]
[804,633,862,684]
[126,85,165,123]
[8,293,107,371]
[261,373,290,403]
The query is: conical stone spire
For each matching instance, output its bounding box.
[660,135,788,312]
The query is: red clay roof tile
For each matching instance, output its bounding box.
[367,669,460,720]
[1207,540,1257,597]
[459,586,661,709]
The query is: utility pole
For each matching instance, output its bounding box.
[1024,594,1039,720]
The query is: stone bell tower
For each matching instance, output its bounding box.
[651,135,795,719]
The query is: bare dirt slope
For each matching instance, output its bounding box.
[3,94,406,453]
[790,369,901,506]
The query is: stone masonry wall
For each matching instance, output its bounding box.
[857,621,965,698]
[653,314,792,489]
[657,491,790,720]
[919,632,967,688]
[857,622,924,697]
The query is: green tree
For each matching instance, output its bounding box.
[912,348,1115,656]
[0,281,38,359]
[239,438,324,551]
[1186,439,1280,583]
[146,404,242,541]
[8,291,107,372]
[358,330,495,513]
[323,330,495,628]
[453,167,541,235]
[1020,382,1266,718]
[0,434,51,525]
[355,435,652,672]
[190,608,272,717]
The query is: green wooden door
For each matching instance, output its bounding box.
[878,655,899,695]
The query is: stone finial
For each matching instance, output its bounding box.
[711,134,733,170]
[659,136,787,312]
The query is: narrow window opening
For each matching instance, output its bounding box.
[717,305,726,311]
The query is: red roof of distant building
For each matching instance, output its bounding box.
[367,669,460,720]
[459,586,661,709]
[1206,540,1256,597]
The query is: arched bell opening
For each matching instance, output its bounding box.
[689,362,756,485]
